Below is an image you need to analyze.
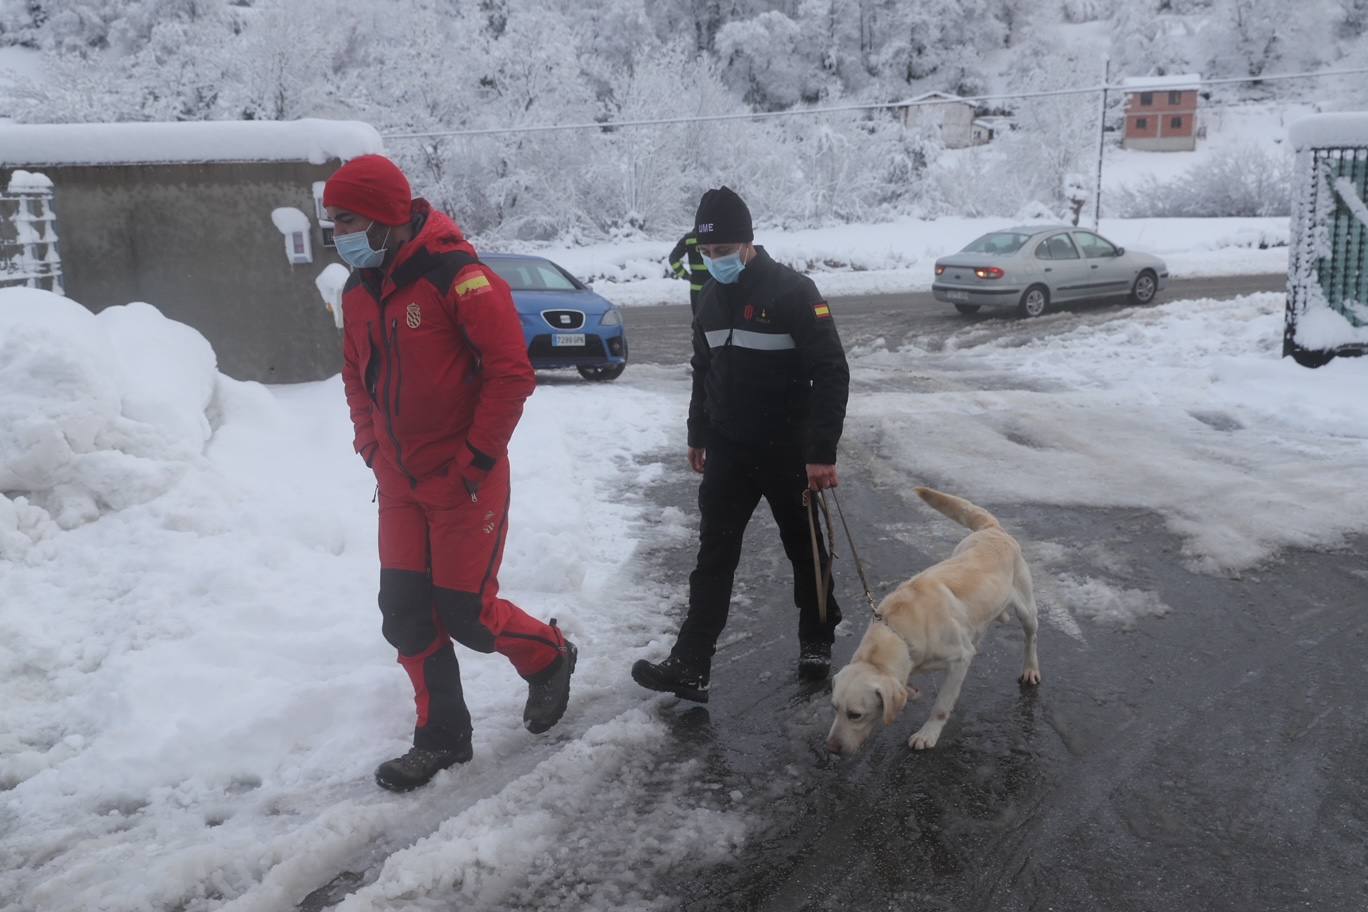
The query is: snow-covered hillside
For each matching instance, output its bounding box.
[1,0,1364,238]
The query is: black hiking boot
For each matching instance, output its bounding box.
[798,641,832,681]
[374,743,473,793]
[631,655,710,703]
[524,627,577,734]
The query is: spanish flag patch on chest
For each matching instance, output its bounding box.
[814,301,831,319]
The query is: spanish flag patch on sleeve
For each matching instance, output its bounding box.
[455,272,492,297]
[813,301,832,319]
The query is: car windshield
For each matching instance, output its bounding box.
[482,257,579,292]
[959,232,1032,255]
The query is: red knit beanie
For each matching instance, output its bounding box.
[323,155,413,226]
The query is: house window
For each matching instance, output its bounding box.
[1136,117,1148,130]
[1168,90,1183,105]
[1170,116,1183,129]
[1140,92,1153,106]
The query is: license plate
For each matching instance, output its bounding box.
[946,290,969,301]
[551,333,586,347]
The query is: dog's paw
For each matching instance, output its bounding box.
[908,728,940,750]
[1018,669,1041,687]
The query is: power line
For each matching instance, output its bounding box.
[382,65,1368,141]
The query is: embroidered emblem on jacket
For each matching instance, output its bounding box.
[406,301,422,329]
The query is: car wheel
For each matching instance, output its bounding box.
[1130,270,1158,305]
[954,304,981,315]
[1018,285,1049,318]
[577,363,626,382]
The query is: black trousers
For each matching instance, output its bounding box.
[673,435,842,665]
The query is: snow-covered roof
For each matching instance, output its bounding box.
[0,119,384,167]
[900,91,973,106]
[1289,113,1368,151]
[1120,73,1201,91]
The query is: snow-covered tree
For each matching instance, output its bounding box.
[1335,0,1368,37]
[0,0,1355,239]
[715,11,813,108]
[1109,0,1192,78]
[874,0,1008,85]
[1204,0,1326,77]
[1061,0,1113,23]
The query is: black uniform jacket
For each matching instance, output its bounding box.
[687,247,850,464]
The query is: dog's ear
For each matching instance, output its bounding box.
[875,676,909,726]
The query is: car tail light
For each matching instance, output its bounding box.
[975,266,1005,279]
[935,265,945,276]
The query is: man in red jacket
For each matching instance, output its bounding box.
[325,155,576,792]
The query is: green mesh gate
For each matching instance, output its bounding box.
[1286,139,1368,367]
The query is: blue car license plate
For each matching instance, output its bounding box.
[551,333,586,347]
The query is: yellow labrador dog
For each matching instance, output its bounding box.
[826,487,1040,754]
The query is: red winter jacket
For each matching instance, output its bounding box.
[340,199,534,487]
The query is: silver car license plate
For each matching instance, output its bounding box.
[946,290,969,301]
[552,333,586,347]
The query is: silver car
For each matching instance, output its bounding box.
[932,225,1169,317]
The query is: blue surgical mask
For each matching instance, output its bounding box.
[702,251,745,284]
[335,222,389,268]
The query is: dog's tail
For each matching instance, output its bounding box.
[915,486,1001,532]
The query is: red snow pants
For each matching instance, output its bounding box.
[375,457,564,750]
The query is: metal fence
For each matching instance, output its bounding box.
[1,174,64,294]
[1285,144,1368,366]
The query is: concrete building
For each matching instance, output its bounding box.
[0,119,382,382]
[1121,74,1201,152]
[897,92,986,149]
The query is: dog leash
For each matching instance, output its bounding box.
[804,487,880,624]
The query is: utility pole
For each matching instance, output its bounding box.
[1092,56,1110,229]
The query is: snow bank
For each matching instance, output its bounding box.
[0,289,216,546]
[0,118,383,167]
[850,292,1368,575]
[0,283,689,911]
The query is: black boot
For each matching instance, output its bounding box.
[798,641,832,681]
[375,742,473,792]
[524,631,577,734]
[631,655,710,703]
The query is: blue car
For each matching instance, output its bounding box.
[481,253,628,381]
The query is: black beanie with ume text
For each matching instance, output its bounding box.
[694,186,753,244]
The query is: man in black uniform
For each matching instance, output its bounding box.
[667,229,707,314]
[632,186,850,703]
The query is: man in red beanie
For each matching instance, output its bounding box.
[324,154,577,792]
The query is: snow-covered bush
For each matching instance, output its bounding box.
[1112,146,1293,217]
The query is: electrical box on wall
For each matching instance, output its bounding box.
[285,228,312,265]
[313,181,335,248]
[271,207,314,266]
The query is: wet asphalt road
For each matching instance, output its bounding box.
[623,273,1368,911]
[623,273,1287,365]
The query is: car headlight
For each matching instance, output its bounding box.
[599,308,623,326]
